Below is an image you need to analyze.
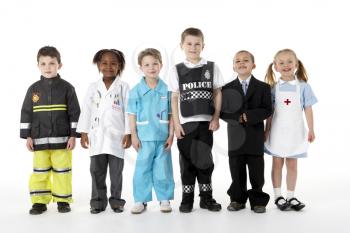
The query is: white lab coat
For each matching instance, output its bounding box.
[77,78,130,158]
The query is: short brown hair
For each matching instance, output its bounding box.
[37,46,61,64]
[181,27,204,44]
[138,48,162,66]
[234,50,255,63]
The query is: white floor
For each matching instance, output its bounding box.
[2,138,350,233]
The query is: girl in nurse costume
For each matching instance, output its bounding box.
[264,49,317,211]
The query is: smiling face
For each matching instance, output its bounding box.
[140,55,162,80]
[233,51,256,79]
[98,52,120,79]
[37,56,62,78]
[181,35,204,64]
[274,51,298,79]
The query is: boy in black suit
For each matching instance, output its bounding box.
[221,50,272,213]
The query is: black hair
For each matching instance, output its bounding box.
[93,49,125,76]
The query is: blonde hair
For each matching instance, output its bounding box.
[265,48,308,87]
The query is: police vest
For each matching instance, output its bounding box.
[176,61,214,117]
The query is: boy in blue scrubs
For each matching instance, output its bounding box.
[127,48,175,214]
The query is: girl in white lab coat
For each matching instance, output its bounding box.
[77,49,131,214]
[264,49,317,211]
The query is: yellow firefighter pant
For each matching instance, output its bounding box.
[29,149,72,204]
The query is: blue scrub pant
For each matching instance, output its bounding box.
[133,141,175,202]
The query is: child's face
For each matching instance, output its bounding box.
[233,52,255,78]
[140,55,162,80]
[37,56,62,78]
[274,52,298,78]
[181,35,204,63]
[98,52,119,79]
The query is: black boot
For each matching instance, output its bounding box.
[57,202,71,213]
[179,191,194,213]
[29,203,47,215]
[199,194,222,212]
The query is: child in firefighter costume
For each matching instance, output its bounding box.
[20,46,80,215]
[169,28,225,213]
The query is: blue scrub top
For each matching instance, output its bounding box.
[127,77,171,141]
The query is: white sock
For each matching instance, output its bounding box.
[286,190,294,200]
[273,188,282,200]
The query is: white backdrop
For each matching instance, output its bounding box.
[1,0,349,233]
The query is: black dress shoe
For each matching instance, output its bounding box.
[288,198,305,211]
[227,201,246,211]
[275,196,290,211]
[57,202,71,213]
[253,205,266,213]
[29,203,47,215]
[200,198,222,212]
[90,207,105,214]
[112,206,124,213]
[179,203,193,213]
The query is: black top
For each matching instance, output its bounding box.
[176,61,214,117]
[20,74,80,151]
[220,76,272,156]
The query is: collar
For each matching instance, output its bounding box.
[98,76,120,91]
[238,75,252,85]
[139,77,166,95]
[183,58,207,68]
[40,74,60,84]
[279,77,297,85]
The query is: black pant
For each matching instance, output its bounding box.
[177,122,214,202]
[90,154,125,209]
[227,154,269,208]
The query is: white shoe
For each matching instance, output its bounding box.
[131,202,146,214]
[160,201,172,213]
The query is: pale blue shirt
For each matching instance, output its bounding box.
[127,77,171,141]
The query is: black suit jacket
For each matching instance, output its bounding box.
[220,76,272,156]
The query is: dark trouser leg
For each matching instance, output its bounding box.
[90,154,108,210]
[108,155,125,208]
[227,155,248,204]
[247,155,270,208]
[178,133,196,205]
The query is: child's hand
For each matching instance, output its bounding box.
[80,133,89,149]
[66,137,76,150]
[209,117,220,131]
[242,113,247,122]
[131,134,141,152]
[308,129,315,143]
[164,135,174,151]
[122,134,132,149]
[175,124,185,139]
[26,137,34,152]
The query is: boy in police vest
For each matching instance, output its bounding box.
[169,27,225,213]
[20,46,80,215]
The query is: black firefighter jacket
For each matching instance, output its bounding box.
[20,75,80,151]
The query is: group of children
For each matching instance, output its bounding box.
[20,27,317,215]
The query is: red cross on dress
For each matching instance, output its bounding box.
[284,99,291,105]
